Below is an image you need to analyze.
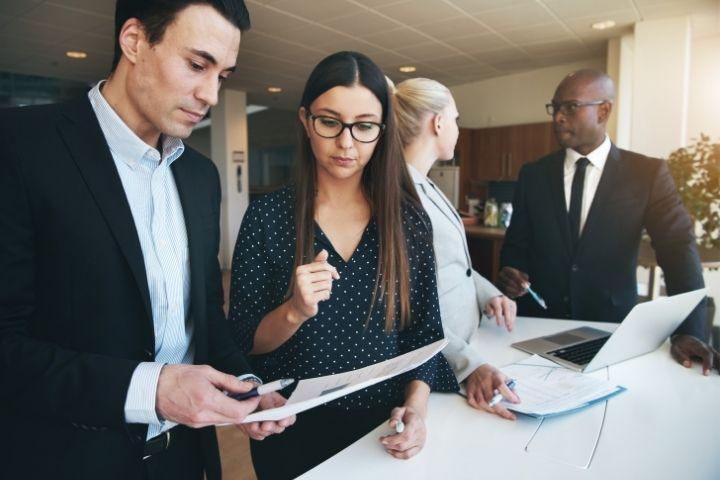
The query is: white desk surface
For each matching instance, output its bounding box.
[300,317,720,480]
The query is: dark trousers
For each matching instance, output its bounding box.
[143,426,204,480]
[251,405,390,480]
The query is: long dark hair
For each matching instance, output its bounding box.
[292,51,420,332]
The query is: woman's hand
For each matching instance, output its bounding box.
[484,295,517,332]
[236,392,296,441]
[380,406,427,460]
[465,363,520,420]
[287,249,339,324]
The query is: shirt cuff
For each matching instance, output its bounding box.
[450,343,487,383]
[124,362,164,425]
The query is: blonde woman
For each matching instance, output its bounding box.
[392,77,520,419]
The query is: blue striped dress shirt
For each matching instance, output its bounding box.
[89,83,191,439]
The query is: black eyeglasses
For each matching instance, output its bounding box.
[545,100,607,116]
[307,114,385,143]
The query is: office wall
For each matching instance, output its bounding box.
[630,17,692,159]
[687,34,720,143]
[449,57,606,129]
[606,34,634,149]
[211,89,249,270]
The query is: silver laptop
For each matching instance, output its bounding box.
[512,288,707,372]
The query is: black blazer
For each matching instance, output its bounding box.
[0,97,251,479]
[501,144,706,339]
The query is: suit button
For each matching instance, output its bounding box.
[144,349,153,360]
[571,264,579,272]
[563,296,569,303]
[565,313,571,318]
[466,268,471,277]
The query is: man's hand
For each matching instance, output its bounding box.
[670,334,720,375]
[465,364,520,420]
[156,364,260,428]
[237,392,296,440]
[498,267,530,299]
[484,295,517,332]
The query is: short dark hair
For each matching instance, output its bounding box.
[111,0,251,71]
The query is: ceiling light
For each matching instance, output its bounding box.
[267,86,282,93]
[65,51,87,59]
[399,66,416,73]
[591,20,616,30]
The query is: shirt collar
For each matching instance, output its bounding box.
[407,163,429,185]
[88,80,184,168]
[564,134,611,171]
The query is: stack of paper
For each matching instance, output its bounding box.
[500,355,626,417]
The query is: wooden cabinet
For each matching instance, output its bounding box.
[505,122,559,179]
[472,127,508,181]
[456,122,558,208]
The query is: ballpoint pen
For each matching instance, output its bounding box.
[229,378,295,401]
[488,379,517,408]
[525,284,547,310]
[394,419,405,434]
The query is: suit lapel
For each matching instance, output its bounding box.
[57,97,153,326]
[546,150,572,260]
[576,144,621,259]
[419,182,465,238]
[171,156,205,349]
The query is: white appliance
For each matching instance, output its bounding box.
[428,165,459,208]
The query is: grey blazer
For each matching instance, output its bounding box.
[409,165,502,381]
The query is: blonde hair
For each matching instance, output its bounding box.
[391,77,452,147]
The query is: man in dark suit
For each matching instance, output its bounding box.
[499,69,719,375]
[0,1,293,479]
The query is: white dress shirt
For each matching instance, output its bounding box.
[89,82,192,439]
[409,164,502,382]
[563,134,611,233]
[89,82,259,439]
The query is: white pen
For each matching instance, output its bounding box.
[229,378,295,401]
[488,379,517,408]
[394,419,405,434]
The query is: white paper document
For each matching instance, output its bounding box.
[500,355,626,417]
[239,339,448,423]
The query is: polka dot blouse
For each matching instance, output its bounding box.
[229,185,458,410]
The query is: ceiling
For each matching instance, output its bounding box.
[0,0,717,110]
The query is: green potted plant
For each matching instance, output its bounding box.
[667,134,720,249]
[667,133,720,346]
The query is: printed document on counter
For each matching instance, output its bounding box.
[500,355,626,417]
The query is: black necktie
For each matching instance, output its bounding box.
[568,157,590,250]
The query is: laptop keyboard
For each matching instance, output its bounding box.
[548,336,610,366]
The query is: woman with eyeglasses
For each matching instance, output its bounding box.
[391,78,521,420]
[229,52,458,479]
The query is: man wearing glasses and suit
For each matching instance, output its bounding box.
[498,69,719,375]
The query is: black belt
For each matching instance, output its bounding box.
[143,429,172,460]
